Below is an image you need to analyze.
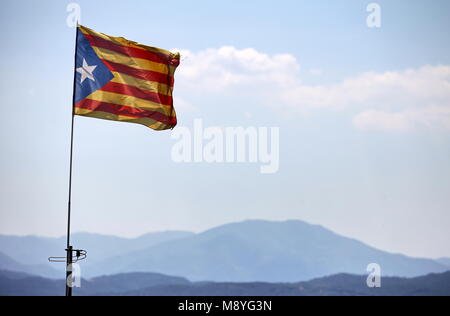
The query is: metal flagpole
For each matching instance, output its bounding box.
[49,24,87,297]
[65,23,80,297]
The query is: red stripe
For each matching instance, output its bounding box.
[102,59,174,86]
[83,33,179,67]
[75,99,176,126]
[100,82,173,106]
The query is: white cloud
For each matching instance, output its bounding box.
[354,106,450,132]
[176,46,450,132]
[283,66,450,112]
[353,110,414,132]
[177,46,299,92]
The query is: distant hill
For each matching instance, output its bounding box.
[0,252,59,279]
[67,231,194,264]
[0,235,61,267]
[1,270,449,296]
[437,258,450,268]
[87,220,449,282]
[0,252,20,271]
[0,270,63,296]
[78,272,190,296]
[127,272,450,296]
[0,231,193,278]
[1,221,448,282]
[0,270,190,296]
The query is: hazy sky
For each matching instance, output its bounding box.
[1,0,450,259]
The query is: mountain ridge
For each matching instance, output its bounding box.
[0,231,194,278]
[436,258,450,267]
[85,220,449,282]
[1,269,449,296]
[1,220,448,282]
[0,252,59,279]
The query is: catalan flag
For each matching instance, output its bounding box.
[73,25,180,130]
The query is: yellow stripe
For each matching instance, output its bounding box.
[75,108,170,131]
[79,25,179,60]
[86,90,172,116]
[110,72,173,97]
[92,46,176,75]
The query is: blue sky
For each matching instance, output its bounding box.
[1,0,450,258]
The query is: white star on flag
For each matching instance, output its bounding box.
[76,59,97,84]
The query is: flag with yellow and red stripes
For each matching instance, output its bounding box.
[73,25,180,130]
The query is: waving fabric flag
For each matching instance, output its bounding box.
[73,25,180,130]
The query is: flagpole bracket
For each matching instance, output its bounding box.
[49,248,87,263]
